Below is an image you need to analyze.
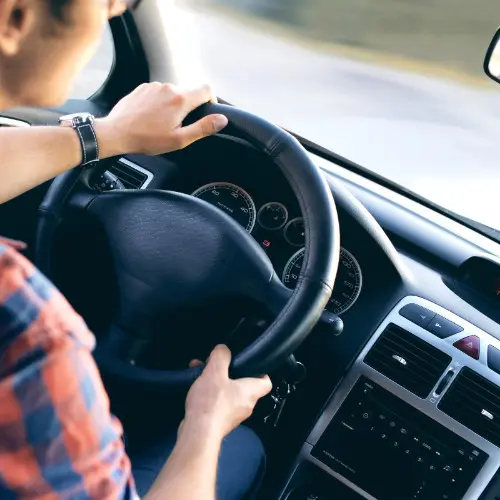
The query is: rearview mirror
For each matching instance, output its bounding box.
[484,28,500,84]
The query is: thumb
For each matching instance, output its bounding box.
[237,375,273,400]
[0,237,27,251]
[177,114,228,147]
[206,344,232,377]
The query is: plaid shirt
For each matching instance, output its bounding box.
[0,243,137,499]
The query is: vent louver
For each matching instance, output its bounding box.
[439,367,500,447]
[364,323,451,398]
[108,161,148,189]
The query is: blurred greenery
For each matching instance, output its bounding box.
[208,0,500,76]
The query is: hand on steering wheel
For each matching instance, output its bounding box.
[95,83,229,158]
[184,345,272,441]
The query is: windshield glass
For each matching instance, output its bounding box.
[180,0,499,232]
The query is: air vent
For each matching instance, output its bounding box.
[107,160,151,189]
[364,323,452,398]
[439,367,500,447]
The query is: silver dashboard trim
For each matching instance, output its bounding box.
[285,296,500,500]
[0,117,31,128]
[117,158,154,189]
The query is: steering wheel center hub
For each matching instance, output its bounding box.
[87,190,274,324]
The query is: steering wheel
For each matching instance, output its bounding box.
[35,104,340,389]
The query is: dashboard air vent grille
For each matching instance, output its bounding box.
[364,323,451,398]
[439,367,500,447]
[108,161,148,189]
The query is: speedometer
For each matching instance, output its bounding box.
[282,247,363,315]
[192,182,256,232]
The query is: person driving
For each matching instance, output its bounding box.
[0,0,272,498]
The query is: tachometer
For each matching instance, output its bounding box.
[192,182,256,232]
[282,247,363,315]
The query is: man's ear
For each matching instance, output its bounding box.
[0,0,36,56]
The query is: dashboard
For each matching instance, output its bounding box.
[2,105,500,500]
[190,180,363,316]
[98,138,500,500]
[282,296,500,500]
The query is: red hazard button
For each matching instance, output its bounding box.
[453,336,480,360]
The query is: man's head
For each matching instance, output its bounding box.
[0,0,129,108]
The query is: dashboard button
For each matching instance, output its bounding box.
[428,315,464,338]
[487,345,500,375]
[453,336,480,360]
[399,303,436,328]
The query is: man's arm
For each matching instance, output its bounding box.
[0,124,98,203]
[0,244,135,498]
[144,346,272,500]
[143,421,221,500]
[0,245,270,500]
[0,82,228,204]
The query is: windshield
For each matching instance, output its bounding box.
[180,0,499,233]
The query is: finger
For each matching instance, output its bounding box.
[237,375,273,400]
[0,237,27,250]
[136,81,162,93]
[189,359,204,368]
[182,84,217,111]
[206,344,232,377]
[177,419,184,439]
[175,114,228,148]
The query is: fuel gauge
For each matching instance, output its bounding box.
[257,202,288,230]
[284,217,305,246]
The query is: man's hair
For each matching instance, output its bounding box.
[50,0,72,19]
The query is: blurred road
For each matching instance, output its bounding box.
[74,8,500,229]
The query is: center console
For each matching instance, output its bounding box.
[280,297,500,500]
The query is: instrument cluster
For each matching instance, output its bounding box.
[192,181,362,315]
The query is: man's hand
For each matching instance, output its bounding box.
[144,346,269,500]
[95,83,228,157]
[0,82,227,203]
[184,345,272,442]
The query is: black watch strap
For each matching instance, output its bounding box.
[75,123,99,166]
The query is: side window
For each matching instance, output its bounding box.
[70,25,114,99]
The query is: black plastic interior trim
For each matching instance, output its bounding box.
[325,175,408,281]
[484,27,500,85]
[91,12,149,109]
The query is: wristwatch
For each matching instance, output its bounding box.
[59,112,99,167]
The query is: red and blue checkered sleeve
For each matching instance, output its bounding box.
[0,244,138,499]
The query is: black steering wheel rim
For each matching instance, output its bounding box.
[35,103,340,388]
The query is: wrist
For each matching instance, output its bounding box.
[93,118,128,159]
[180,415,225,446]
